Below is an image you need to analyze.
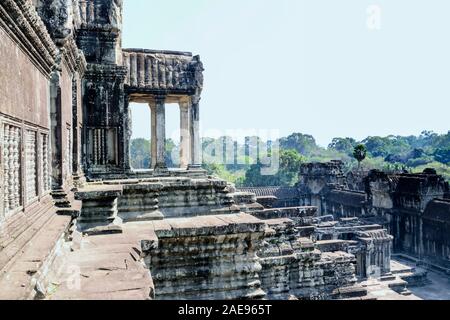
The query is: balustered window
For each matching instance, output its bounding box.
[65,127,73,178]
[41,133,51,193]
[25,130,38,203]
[2,123,22,216]
[88,128,118,166]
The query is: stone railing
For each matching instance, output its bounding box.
[122,49,203,94]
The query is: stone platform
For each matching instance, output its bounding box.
[142,214,266,300]
[0,196,72,300]
[81,177,239,222]
[44,224,156,300]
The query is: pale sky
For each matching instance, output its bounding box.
[123,0,450,147]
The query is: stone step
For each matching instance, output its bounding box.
[56,208,80,217]
[332,285,368,299]
[0,214,71,299]
[0,202,56,273]
[398,271,430,287]
[119,211,164,222]
[387,279,408,293]
[401,289,413,296]
[380,274,397,282]
[53,198,72,208]
[0,202,51,249]
[344,296,378,301]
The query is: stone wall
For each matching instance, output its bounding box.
[94,177,239,220]
[297,162,450,270]
[366,169,450,269]
[258,220,358,299]
[143,214,266,300]
[0,0,58,224]
[298,161,347,214]
[423,199,450,268]
[0,1,85,300]
[76,0,128,174]
[323,189,368,219]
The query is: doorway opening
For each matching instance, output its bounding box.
[129,103,151,170]
[165,103,181,168]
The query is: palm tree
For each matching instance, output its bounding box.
[353,144,367,170]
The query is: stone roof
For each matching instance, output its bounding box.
[299,161,345,177]
[238,187,299,199]
[423,199,450,223]
[366,169,449,197]
[327,190,367,207]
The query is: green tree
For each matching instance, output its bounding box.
[277,149,305,186]
[165,138,177,167]
[279,133,320,156]
[243,149,305,187]
[328,137,357,156]
[434,148,450,165]
[353,144,368,169]
[130,138,151,169]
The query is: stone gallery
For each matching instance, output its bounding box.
[0,0,449,300]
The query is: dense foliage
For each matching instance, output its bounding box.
[130,130,450,186]
[130,138,178,169]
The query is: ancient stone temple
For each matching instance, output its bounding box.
[0,1,447,301]
[295,161,450,273]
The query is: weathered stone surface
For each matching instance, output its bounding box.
[256,216,358,300]
[75,185,123,234]
[118,183,164,222]
[0,209,71,300]
[366,169,450,270]
[123,49,203,94]
[44,225,155,300]
[142,214,266,300]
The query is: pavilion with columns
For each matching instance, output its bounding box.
[123,49,204,173]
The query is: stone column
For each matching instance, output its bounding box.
[149,103,157,169]
[153,95,168,172]
[179,100,191,169]
[188,97,202,169]
[50,71,63,189]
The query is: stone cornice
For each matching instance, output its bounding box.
[0,0,58,77]
[59,37,86,76]
[76,27,120,42]
[84,63,127,81]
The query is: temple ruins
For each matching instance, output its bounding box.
[0,0,449,300]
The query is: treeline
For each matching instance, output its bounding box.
[130,131,450,186]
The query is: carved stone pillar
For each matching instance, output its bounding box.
[149,103,157,169]
[50,72,63,189]
[153,95,167,172]
[179,100,191,169]
[188,97,202,169]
